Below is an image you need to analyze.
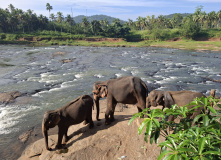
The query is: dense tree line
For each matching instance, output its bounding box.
[0,4,220,39]
[0,3,130,38]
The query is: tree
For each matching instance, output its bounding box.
[90,20,102,36]
[49,13,56,31]
[57,11,63,32]
[66,14,75,33]
[81,17,89,34]
[46,3,53,19]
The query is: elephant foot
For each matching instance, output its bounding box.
[89,122,94,129]
[65,136,70,142]
[110,118,115,122]
[105,119,111,125]
[83,120,88,125]
[55,144,64,150]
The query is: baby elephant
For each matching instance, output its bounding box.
[42,95,94,151]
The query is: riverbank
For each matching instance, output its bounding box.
[1,37,221,51]
[18,100,163,160]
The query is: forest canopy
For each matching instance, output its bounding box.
[0,4,220,40]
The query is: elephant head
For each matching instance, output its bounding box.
[92,81,108,121]
[42,110,61,150]
[148,90,174,109]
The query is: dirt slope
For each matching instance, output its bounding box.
[18,100,163,160]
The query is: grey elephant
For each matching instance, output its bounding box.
[93,76,148,124]
[42,95,94,151]
[147,90,205,120]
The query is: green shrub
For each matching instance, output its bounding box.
[129,96,221,160]
[0,34,6,40]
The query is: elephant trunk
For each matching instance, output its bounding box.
[42,123,50,150]
[94,97,100,121]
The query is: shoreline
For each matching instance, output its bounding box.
[0,38,221,51]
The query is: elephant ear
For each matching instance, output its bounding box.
[100,85,108,98]
[49,112,61,126]
[164,91,175,108]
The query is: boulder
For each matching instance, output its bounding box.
[0,91,21,104]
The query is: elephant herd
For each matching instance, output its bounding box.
[42,76,208,151]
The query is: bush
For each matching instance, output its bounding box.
[129,96,221,160]
[181,19,201,39]
[0,34,6,40]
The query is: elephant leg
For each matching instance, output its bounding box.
[137,107,142,113]
[105,98,116,125]
[86,116,94,129]
[56,128,65,149]
[64,128,69,142]
[110,102,117,122]
[135,93,146,113]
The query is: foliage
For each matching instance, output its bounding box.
[0,4,220,41]
[129,96,221,160]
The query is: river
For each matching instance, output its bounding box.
[0,45,221,159]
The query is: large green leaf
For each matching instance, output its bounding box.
[207,106,216,114]
[128,113,140,125]
[202,150,221,156]
[138,118,150,135]
[146,119,153,136]
[157,150,173,160]
[153,118,160,128]
[203,115,209,126]
[193,114,203,124]
[198,137,206,154]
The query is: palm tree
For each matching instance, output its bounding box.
[90,20,101,36]
[46,3,53,19]
[17,9,25,33]
[81,17,89,34]
[217,10,221,28]
[50,13,56,31]
[66,14,75,33]
[8,4,15,13]
[57,11,63,32]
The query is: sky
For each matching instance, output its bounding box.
[1,0,221,21]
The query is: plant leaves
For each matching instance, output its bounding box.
[203,115,209,126]
[138,118,150,135]
[202,151,221,156]
[157,150,173,160]
[207,106,216,114]
[198,137,206,154]
[146,119,153,136]
[193,114,203,124]
[128,113,140,125]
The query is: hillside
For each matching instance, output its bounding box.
[164,13,191,19]
[73,14,125,24]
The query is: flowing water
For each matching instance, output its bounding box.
[0,45,221,159]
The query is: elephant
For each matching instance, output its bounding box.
[42,95,94,151]
[93,76,148,124]
[147,90,205,121]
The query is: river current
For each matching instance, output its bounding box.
[0,45,221,158]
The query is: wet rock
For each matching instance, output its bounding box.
[0,91,21,104]
[18,128,34,143]
[60,58,76,63]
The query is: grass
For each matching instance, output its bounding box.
[0,29,220,51]
[151,40,221,51]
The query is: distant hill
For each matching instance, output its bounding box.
[72,15,125,24]
[164,13,191,19]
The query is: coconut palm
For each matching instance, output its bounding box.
[57,12,64,32]
[46,3,53,19]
